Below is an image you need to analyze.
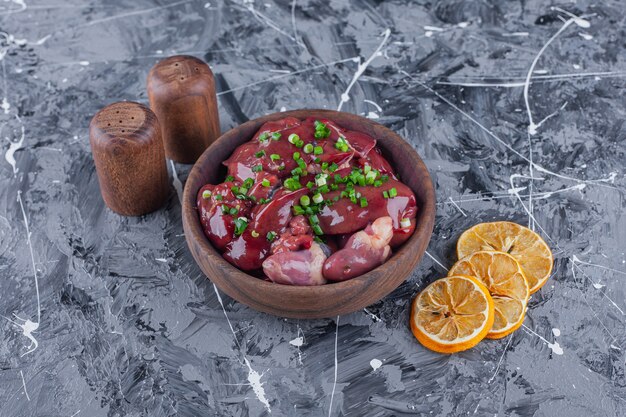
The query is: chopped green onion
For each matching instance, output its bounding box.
[231,185,240,194]
[312,193,323,204]
[373,180,382,187]
[259,198,270,204]
[261,178,271,187]
[266,231,277,242]
[400,218,411,229]
[215,194,223,201]
[330,184,339,191]
[295,139,304,148]
[381,174,389,182]
[293,152,300,160]
[318,185,329,194]
[255,150,265,158]
[297,159,306,170]
[259,132,269,142]
[288,133,300,144]
[311,224,323,235]
[202,190,211,199]
[225,175,235,182]
[278,165,285,171]
[389,187,397,198]
[291,167,303,176]
[229,207,239,215]
[383,191,389,199]
[284,177,301,191]
[270,153,280,161]
[251,230,260,238]
[303,143,314,154]
[306,181,315,189]
[300,195,310,206]
[238,187,248,195]
[363,165,371,174]
[234,217,248,236]
[293,205,305,215]
[315,174,327,187]
[329,163,338,172]
[365,170,377,184]
[314,121,331,139]
[309,214,319,224]
[271,132,281,141]
[360,197,368,208]
[313,146,323,155]
[335,137,349,152]
[252,165,263,172]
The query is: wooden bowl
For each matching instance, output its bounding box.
[182,110,436,319]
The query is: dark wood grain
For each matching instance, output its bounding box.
[182,110,436,319]
[89,101,169,216]
[147,55,220,164]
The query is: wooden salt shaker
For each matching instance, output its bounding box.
[147,55,220,164]
[89,101,169,216]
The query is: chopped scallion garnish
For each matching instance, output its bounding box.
[288,133,300,144]
[234,217,248,236]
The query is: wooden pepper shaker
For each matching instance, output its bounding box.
[147,55,220,164]
[89,101,169,216]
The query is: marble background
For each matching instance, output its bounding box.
[0,0,625,416]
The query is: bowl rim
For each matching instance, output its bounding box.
[182,109,436,308]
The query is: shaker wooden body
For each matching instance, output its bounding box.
[147,55,220,164]
[89,101,169,216]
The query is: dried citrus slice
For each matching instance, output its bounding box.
[448,251,529,339]
[411,275,494,353]
[456,221,553,293]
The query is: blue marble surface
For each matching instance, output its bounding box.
[0,1,625,416]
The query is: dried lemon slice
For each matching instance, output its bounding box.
[411,275,494,353]
[457,221,553,293]
[449,251,529,339]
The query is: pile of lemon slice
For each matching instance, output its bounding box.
[411,221,553,354]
